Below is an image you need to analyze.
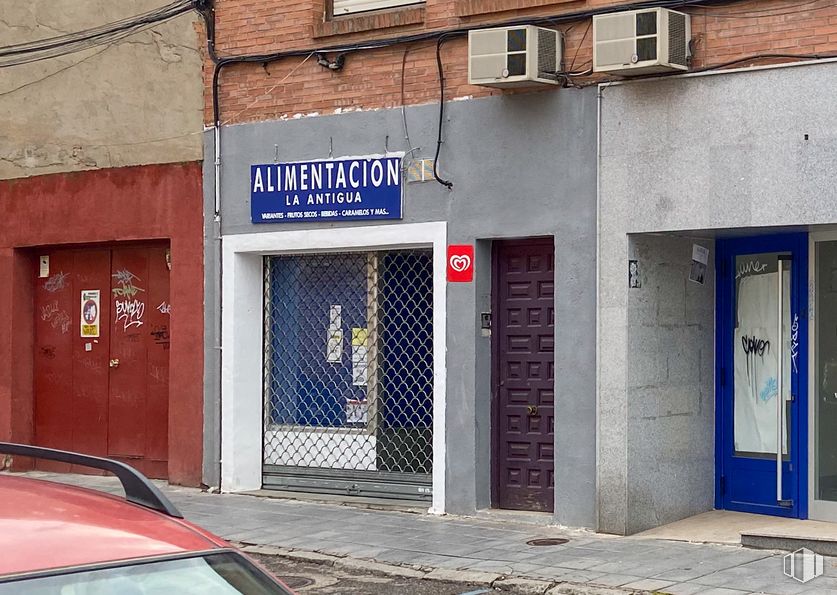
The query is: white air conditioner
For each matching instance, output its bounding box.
[468,26,563,88]
[593,8,691,75]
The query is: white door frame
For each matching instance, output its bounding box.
[220,221,448,514]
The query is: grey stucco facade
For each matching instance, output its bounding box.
[598,60,837,534]
[203,58,837,534]
[203,88,599,527]
[202,55,837,534]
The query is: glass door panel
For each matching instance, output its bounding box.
[733,253,792,459]
[816,241,837,502]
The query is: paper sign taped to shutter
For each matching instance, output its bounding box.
[351,327,369,385]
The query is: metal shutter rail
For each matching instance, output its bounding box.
[332,0,423,16]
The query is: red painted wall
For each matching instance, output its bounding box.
[0,163,204,486]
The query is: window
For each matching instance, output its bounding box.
[0,552,292,595]
[331,0,423,17]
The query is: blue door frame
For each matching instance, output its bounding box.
[715,233,808,519]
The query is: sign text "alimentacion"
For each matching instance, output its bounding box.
[252,158,400,193]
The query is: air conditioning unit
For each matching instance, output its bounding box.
[469,26,563,87]
[593,8,691,75]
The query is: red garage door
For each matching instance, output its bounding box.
[33,244,170,478]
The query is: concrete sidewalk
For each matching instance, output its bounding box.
[19,472,837,595]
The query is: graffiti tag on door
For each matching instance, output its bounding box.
[112,269,146,330]
[44,271,70,293]
[150,325,170,350]
[41,300,71,334]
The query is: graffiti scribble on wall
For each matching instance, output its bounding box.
[44,271,70,293]
[112,270,145,330]
[759,377,778,403]
[741,336,770,357]
[115,299,145,330]
[40,300,71,334]
[112,270,145,298]
[736,259,768,279]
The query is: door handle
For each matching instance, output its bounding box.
[109,359,120,368]
[776,255,791,506]
[527,405,538,416]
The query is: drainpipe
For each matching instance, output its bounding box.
[596,81,622,533]
[211,56,224,490]
[213,120,224,490]
[214,126,221,220]
[594,82,607,532]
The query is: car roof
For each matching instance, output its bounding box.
[0,475,219,577]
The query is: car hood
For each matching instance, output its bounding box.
[0,475,217,576]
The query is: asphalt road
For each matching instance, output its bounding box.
[252,554,498,595]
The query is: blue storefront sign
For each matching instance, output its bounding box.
[251,155,403,223]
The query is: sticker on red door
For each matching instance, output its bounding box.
[80,289,101,338]
[447,245,474,282]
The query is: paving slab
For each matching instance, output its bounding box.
[589,574,646,587]
[620,578,676,591]
[661,583,710,595]
[493,577,554,594]
[334,556,426,579]
[546,584,636,595]
[423,568,501,585]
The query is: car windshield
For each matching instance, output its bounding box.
[0,551,292,595]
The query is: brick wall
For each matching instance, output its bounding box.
[205,0,837,124]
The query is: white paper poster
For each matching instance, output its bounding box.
[692,244,709,265]
[689,244,709,285]
[326,329,343,362]
[326,305,342,362]
[346,399,368,424]
[733,269,790,454]
[351,327,369,386]
[329,305,342,328]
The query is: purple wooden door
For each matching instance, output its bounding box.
[494,239,555,512]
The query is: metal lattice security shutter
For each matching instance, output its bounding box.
[262,250,433,501]
[332,0,423,16]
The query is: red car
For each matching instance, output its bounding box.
[0,443,294,594]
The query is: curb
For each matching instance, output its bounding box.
[239,544,645,594]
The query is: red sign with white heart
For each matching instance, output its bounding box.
[447,244,474,282]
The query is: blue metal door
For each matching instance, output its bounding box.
[716,233,808,518]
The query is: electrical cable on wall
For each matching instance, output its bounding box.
[433,35,454,190]
[400,48,414,154]
[315,52,347,71]
[0,44,112,97]
[195,0,837,190]
[0,0,195,68]
[4,0,824,166]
